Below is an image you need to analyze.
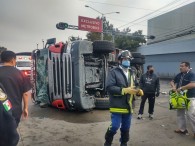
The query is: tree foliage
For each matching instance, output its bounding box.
[0,46,7,62]
[69,36,82,41]
[115,30,146,52]
[0,46,7,53]
[86,17,146,52]
[86,17,113,42]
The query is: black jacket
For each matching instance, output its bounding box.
[139,72,160,94]
[0,84,19,146]
[106,67,136,113]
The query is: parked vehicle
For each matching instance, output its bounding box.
[16,52,32,78]
[31,39,115,111]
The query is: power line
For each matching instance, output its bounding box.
[83,0,190,36]
[83,0,195,40]
[84,0,155,11]
[117,0,183,29]
[100,1,195,40]
[151,24,195,42]
[128,0,193,29]
[94,1,195,44]
[132,1,195,39]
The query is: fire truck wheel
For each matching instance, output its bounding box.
[132,52,142,58]
[142,58,145,64]
[131,58,144,64]
[141,55,145,59]
[93,41,115,54]
[95,97,109,109]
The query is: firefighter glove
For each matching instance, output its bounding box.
[136,89,144,96]
[155,92,160,97]
[121,87,138,95]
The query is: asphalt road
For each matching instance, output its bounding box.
[17,80,195,146]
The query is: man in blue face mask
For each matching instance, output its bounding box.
[104,50,143,146]
[120,50,131,68]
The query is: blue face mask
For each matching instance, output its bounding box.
[122,60,130,68]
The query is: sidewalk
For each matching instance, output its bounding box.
[17,80,195,146]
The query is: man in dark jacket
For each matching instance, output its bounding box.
[0,50,31,126]
[137,65,160,120]
[0,83,19,146]
[104,50,143,146]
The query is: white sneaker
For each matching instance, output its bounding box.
[137,114,142,120]
[149,114,153,120]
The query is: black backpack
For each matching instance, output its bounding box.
[0,83,19,146]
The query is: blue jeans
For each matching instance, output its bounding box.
[109,113,132,133]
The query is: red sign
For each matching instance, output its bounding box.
[78,16,102,32]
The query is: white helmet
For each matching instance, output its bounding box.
[118,50,133,60]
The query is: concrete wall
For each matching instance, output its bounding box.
[138,36,195,78]
[143,53,195,78]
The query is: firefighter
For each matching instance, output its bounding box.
[104,50,143,146]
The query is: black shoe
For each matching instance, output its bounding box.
[137,114,142,120]
[40,102,48,108]
[104,142,111,146]
[174,129,189,135]
[120,143,127,146]
[149,114,153,120]
[104,129,115,146]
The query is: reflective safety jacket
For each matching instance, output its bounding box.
[106,67,136,114]
[169,90,191,110]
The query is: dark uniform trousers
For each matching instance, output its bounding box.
[138,93,155,115]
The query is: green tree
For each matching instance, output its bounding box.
[86,17,113,42]
[115,30,146,52]
[0,46,7,62]
[0,46,7,54]
[69,36,82,41]
[86,17,146,52]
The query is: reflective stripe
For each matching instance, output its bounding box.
[129,94,133,113]
[113,94,122,96]
[128,71,134,113]
[110,70,135,114]
[110,108,129,113]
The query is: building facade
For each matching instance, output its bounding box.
[138,2,195,78]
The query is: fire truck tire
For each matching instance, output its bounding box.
[95,97,109,109]
[93,41,115,54]
[141,55,145,59]
[132,52,141,58]
[142,58,145,64]
[131,58,143,64]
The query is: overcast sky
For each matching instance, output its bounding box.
[0,0,194,52]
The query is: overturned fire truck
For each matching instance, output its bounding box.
[31,38,145,111]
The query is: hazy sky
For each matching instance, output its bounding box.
[0,0,194,52]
